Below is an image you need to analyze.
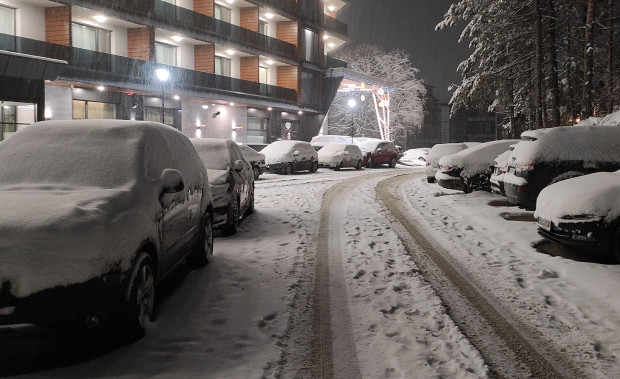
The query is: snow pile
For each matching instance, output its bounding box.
[578,110,620,126]
[511,125,620,165]
[191,138,234,171]
[261,140,316,165]
[0,120,207,297]
[438,139,519,177]
[535,170,620,222]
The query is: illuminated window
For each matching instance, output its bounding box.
[72,100,116,119]
[0,5,15,35]
[215,56,231,76]
[214,4,231,22]
[72,23,111,53]
[156,42,177,66]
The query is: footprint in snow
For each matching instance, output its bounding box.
[380,305,399,315]
[537,269,559,279]
[353,270,366,279]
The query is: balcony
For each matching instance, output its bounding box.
[0,33,298,104]
[323,15,348,38]
[52,0,299,63]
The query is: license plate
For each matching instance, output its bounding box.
[538,217,551,231]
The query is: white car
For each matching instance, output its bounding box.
[436,139,519,193]
[318,143,364,170]
[400,148,431,166]
[535,170,620,262]
[310,135,354,151]
[0,120,213,338]
[425,143,469,183]
[262,140,319,174]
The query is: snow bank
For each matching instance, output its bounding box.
[578,110,620,126]
[535,170,620,222]
[512,125,620,165]
[438,139,519,177]
[0,120,208,297]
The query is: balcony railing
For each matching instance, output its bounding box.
[53,0,298,62]
[0,33,298,103]
[325,56,347,69]
[323,15,348,37]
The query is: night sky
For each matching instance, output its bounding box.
[340,0,470,102]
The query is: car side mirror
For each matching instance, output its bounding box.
[232,160,245,172]
[160,169,185,194]
[344,151,350,155]
[293,151,300,157]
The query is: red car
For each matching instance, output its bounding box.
[359,140,399,168]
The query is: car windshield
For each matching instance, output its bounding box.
[192,140,231,170]
[0,125,140,189]
[320,144,347,154]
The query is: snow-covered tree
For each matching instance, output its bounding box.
[329,45,426,145]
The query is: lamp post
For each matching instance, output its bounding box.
[348,98,357,143]
[155,68,170,124]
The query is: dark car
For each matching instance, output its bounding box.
[535,170,620,262]
[0,120,213,338]
[262,140,319,174]
[504,125,620,210]
[238,144,266,180]
[436,140,518,193]
[191,138,255,236]
[359,140,399,168]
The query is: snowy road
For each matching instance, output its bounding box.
[2,166,620,378]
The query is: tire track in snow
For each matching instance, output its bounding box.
[376,172,583,379]
[315,171,394,378]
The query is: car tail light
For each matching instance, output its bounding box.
[425,162,430,167]
[517,162,535,171]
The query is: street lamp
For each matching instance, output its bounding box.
[348,99,357,143]
[155,68,170,124]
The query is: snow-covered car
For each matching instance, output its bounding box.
[490,145,516,196]
[191,138,254,235]
[535,170,620,262]
[318,143,364,170]
[504,125,620,210]
[0,120,213,338]
[238,144,266,180]
[436,139,519,193]
[400,148,430,166]
[425,143,469,183]
[359,140,399,168]
[262,140,319,174]
[310,134,353,151]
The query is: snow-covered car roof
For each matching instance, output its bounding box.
[513,125,620,165]
[191,138,239,171]
[358,139,392,152]
[238,144,265,162]
[439,139,519,176]
[318,143,358,154]
[535,170,620,222]
[261,140,316,163]
[577,110,620,126]
[493,149,512,168]
[427,143,469,161]
[310,135,353,146]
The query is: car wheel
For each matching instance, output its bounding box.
[310,161,319,173]
[366,157,373,168]
[334,162,341,171]
[427,177,435,183]
[252,167,260,180]
[389,157,397,168]
[118,252,155,340]
[283,163,293,175]
[355,160,363,170]
[223,198,241,236]
[186,212,214,268]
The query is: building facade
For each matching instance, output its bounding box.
[0,0,349,145]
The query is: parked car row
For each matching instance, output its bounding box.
[426,113,620,261]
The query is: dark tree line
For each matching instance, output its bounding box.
[437,0,619,135]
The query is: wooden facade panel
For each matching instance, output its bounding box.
[276,21,299,47]
[194,44,215,73]
[277,66,299,92]
[45,6,71,46]
[193,0,214,17]
[239,7,259,32]
[127,27,154,61]
[240,56,259,82]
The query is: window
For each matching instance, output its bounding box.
[303,28,318,63]
[72,23,111,53]
[144,106,175,125]
[214,4,231,23]
[301,71,317,105]
[259,20,268,35]
[215,56,231,76]
[248,117,268,144]
[156,42,177,66]
[0,103,35,141]
[0,5,15,35]
[72,100,116,119]
[259,66,268,84]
